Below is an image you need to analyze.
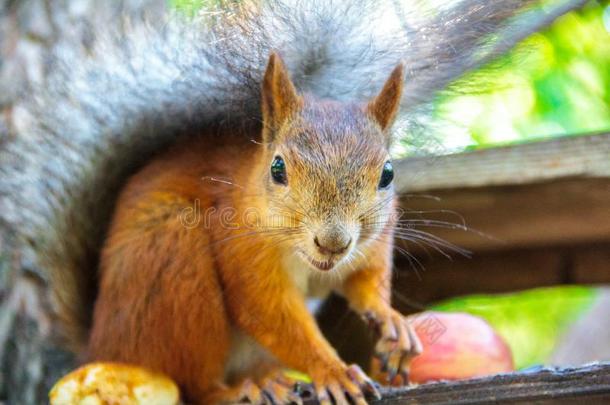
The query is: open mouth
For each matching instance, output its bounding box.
[297,250,335,271]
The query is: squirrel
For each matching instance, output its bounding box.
[86,53,414,404]
[0,0,584,403]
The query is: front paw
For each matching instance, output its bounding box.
[366,310,423,386]
[309,364,380,405]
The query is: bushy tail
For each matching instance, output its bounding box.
[0,0,585,350]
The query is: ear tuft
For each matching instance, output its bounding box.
[367,63,404,132]
[261,53,302,143]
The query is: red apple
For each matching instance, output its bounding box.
[408,312,514,383]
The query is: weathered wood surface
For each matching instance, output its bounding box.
[391,243,610,306]
[294,363,610,404]
[394,133,610,253]
[391,133,610,296]
[370,363,610,404]
[395,133,610,192]
[395,177,610,254]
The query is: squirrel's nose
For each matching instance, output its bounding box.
[314,227,352,255]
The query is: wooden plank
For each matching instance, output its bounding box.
[391,248,566,309]
[295,363,610,404]
[370,363,610,404]
[392,134,610,254]
[393,177,610,254]
[389,134,610,296]
[573,246,610,284]
[390,242,610,305]
[395,133,610,193]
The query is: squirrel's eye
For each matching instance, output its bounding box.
[378,161,394,189]
[270,156,287,185]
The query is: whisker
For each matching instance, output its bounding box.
[394,234,453,260]
[399,208,467,227]
[358,195,395,221]
[393,228,471,257]
[393,233,469,259]
[201,176,245,189]
[362,234,426,280]
[393,244,425,281]
[399,193,442,202]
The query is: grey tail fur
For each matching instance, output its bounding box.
[0,0,585,351]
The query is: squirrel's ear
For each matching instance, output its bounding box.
[261,53,302,143]
[367,63,404,133]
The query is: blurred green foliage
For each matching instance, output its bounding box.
[170,0,214,17]
[435,1,610,150]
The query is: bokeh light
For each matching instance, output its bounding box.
[428,1,610,153]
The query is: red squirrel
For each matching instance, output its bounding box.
[86,54,421,404]
[0,1,577,403]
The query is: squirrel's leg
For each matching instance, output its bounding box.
[219,259,379,405]
[88,194,231,402]
[341,236,423,386]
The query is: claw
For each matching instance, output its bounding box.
[406,323,423,355]
[315,387,332,405]
[347,365,381,400]
[380,319,398,342]
[261,389,280,405]
[369,310,423,387]
[328,383,349,405]
[363,379,382,400]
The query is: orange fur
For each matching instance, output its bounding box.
[88,56,416,403]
